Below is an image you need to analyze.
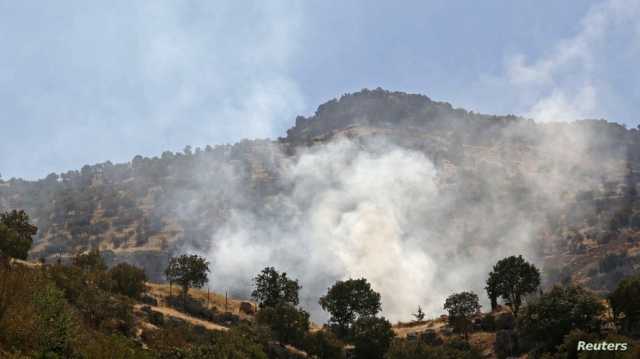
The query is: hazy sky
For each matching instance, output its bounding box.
[1,0,639,179]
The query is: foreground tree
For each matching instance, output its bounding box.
[165,254,210,296]
[485,255,540,316]
[256,302,310,347]
[251,267,300,308]
[319,278,382,340]
[609,274,640,336]
[0,210,37,260]
[351,316,395,359]
[517,285,605,354]
[443,291,481,339]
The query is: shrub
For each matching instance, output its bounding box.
[517,285,605,354]
[303,330,345,359]
[386,339,482,359]
[609,274,640,336]
[255,303,310,348]
[351,316,395,359]
[108,263,147,299]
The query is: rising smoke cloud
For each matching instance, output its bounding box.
[199,136,554,322]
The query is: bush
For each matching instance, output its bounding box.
[151,325,268,359]
[108,263,147,299]
[166,295,217,322]
[609,274,640,336]
[31,284,77,357]
[303,330,345,359]
[256,303,310,348]
[351,316,395,359]
[148,310,165,327]
[494,330,518,359]
[479,313,496,331]
[517,285,605,354]
[386,339,482,359]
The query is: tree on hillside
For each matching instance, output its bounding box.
[517,285,605,354]
[0,210,37,260]
[443,291,481,339]
[165,254,210,296]
[108,263,147,299]
[256,302,310,348]
[319,278,382,340]
[609,274,640,336]
[351,316,395,359]
[251,267,300,308]
[485,255,540,316]
[413,306,425,322]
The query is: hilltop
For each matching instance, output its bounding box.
[1,88,640,297]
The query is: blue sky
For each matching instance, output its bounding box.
[1,0,639,179]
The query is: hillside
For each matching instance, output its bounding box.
[1,88,640,302]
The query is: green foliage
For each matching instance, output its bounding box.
[251,266,300,308]
[303,330,345,359]
[31,283,77,357]
[517,285,605,354]
[443,291,481,339]
[485,255,540,316]
[609,274,640,336]
[48,263,135,335]
[319,278,382,340]
[165,254,210,295]
[350,316,395,359]
[79,333,152,359]
[0,210,37,260]
[386,339,482,359]
[153,328,268,359]
[108,262,147,299]
[255,303,310,347]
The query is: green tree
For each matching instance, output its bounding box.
[319,278,382,340]
[443,291,481,339]
[517,285,605,354]
[165,254,210,296]
[109,263,147,299]
[351,316,394,359]
[251,267,300,308]
[485,255,540,316]
[0,210,37,260]
[609,274,640,336]
[256,302,310,347]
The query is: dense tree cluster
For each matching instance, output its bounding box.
[0,210,37,260]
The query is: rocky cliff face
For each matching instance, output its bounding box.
[1,89,639,299]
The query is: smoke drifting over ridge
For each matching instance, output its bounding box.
[192,133,570,322]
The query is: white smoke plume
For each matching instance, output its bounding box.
[202,137,544,322]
